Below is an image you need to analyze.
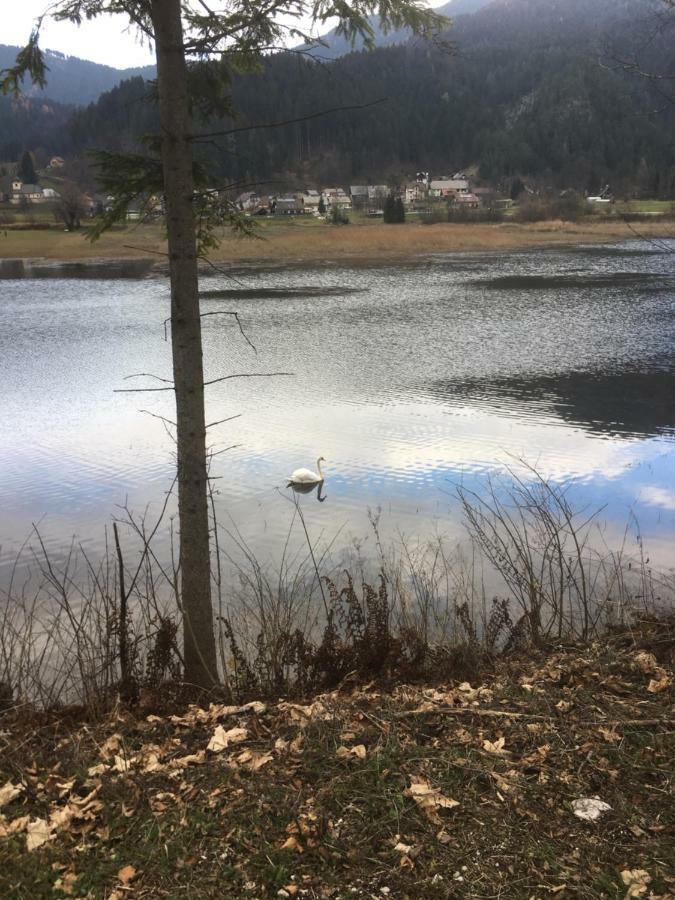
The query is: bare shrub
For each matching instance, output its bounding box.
[1,467,671,711]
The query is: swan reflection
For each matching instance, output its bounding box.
[288,480,327,502]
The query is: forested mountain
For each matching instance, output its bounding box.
[3,0,674,195]
[0,95,73,163]
[0,45,153,106]
[304,0,492,59]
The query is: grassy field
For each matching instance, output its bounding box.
[1,216,675,266]
[614,200,675,215]
[0,618,672,898]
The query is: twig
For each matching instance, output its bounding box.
[192,98,387,140]
[203,371,293,387]
[208,443,242,458]
[139,409,178,428]
[124,373,174,385]
[396,707,552,720]
[199,310,257,353]
[197,255,248,287]
[206,413,242,429]
[122,244,169,257]
[162,309,257,352]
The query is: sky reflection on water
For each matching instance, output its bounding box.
[0,239,674,581]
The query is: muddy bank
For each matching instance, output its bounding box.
[0,257,156,280]
[2,218,675,279]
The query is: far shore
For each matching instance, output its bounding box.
[1,217,674,271]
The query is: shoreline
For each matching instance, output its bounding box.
[1,218,674,277]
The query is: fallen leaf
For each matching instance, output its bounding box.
[405,776,459,824]
[0,781,23,809]
[139,751,164,773]
[647,673,671,694]
[117,864,137,885]
[620,868,651,899]
[483,736,506,754]
[54,870,78,895]
[113,755,131,773]
[632,651,658,674]
[571,797,612,822]
[336,744,367,760]
[394,840,413,854]
[241,700,266,715]
[171,751,206,768]
[0,815,29,838]
[26,817,53,851]
[207,726,248,752]
[43,776,76,799]
[455,727,472,744]
[235,749,274,772]
[100,733,123,758]
[280,835,303,853]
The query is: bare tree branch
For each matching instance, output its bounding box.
[192,98,387,140]
[124,372,174,385]
[114,372,293,392]
[203,371,293,387]
[206,413,242,428]
[199,310,257,353]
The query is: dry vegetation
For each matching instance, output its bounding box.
[0,617,673,899]
[1,474,674,897]
[1,218,675,265]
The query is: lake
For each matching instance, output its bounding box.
[1,239,674,586]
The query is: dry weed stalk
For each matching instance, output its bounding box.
[1,467,672,711]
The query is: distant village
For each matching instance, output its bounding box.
[1,157,517,220]
[234,174,513,217]
[1,154,619,224]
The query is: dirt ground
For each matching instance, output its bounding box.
[1,618,673,898]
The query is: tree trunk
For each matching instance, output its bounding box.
[150,0,218,688]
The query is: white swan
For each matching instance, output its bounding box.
[288,456,325,486]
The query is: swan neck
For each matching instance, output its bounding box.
[316,458,323,479]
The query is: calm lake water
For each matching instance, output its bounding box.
[1,239,674,584]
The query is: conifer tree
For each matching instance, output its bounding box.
[17,149,37,184]
[2,0,445,689]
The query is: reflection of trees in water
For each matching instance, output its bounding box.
[470,273,675,291]
[427,365,675,438]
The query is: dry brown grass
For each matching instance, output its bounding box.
[1,217,674,265]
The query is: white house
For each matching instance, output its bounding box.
[10,181,45,204]
[429,178,470,199]
[302,190,322,213]
[405,181,428,204]
[323,188,351,211]
[454,192,480,208]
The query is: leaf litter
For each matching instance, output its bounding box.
[0,616,673,897]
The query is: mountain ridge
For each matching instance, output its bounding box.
[305,0,493,59]
[0,45,154,106]
[1,0,673,196]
